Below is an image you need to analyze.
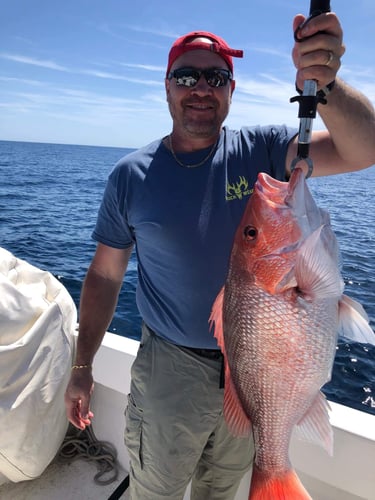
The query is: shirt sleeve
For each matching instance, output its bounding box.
[92,167,135,249]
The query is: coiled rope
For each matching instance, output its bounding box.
[59,424,119,485]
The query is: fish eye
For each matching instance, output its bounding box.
[243,225,257,241]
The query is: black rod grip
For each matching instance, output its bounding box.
[310,0,331,16]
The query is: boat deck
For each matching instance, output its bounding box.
[0,458,129,500]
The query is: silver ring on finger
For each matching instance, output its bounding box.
[325,50,334,66]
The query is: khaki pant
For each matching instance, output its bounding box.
[124,323,254,500]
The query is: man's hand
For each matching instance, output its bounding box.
[292,12,345,91]
[64,367,94,430]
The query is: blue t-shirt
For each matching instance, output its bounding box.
[92,125,296,348]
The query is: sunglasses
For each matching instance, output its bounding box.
[167,67,233,88]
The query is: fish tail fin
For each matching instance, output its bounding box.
[249,465,312,500]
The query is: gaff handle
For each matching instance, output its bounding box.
[290,0,332,176]
[295,0,331,41]
[309,0,331,16]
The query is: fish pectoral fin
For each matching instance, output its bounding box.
[295,225,344,300]
[338,294,375,345]
[295,391,333,456]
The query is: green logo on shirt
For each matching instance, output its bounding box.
[226,176,253,201]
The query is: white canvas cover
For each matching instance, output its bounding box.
[0,248,76,484]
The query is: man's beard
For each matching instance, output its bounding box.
[182,117,218,137]
[168,94,230,139]
[180,97,223,138]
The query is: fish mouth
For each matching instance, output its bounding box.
[256,168,314,217]
[257,171,288,192]
[255,168,325,243]
[254,173,284,208]
[255,169,305,207]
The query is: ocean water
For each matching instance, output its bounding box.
[0,139,374,415]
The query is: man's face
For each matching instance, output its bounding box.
[165,49,235,140]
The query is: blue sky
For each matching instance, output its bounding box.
[1,0,374,148]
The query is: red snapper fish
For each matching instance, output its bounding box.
[210,168,375,499]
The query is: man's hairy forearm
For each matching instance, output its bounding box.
[319,78,375,169]
[74,268,123,365]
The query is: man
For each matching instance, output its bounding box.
[65,11,375,500]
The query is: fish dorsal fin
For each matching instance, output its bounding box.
[338,294,375,344]
[295,226,344,300]
[295,391,333,456]
[209,288,251,437]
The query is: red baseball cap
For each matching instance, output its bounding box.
[166,31,243,77]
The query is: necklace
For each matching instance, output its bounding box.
[168,134,218,168]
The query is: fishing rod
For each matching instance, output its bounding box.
[290,0,332,177]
